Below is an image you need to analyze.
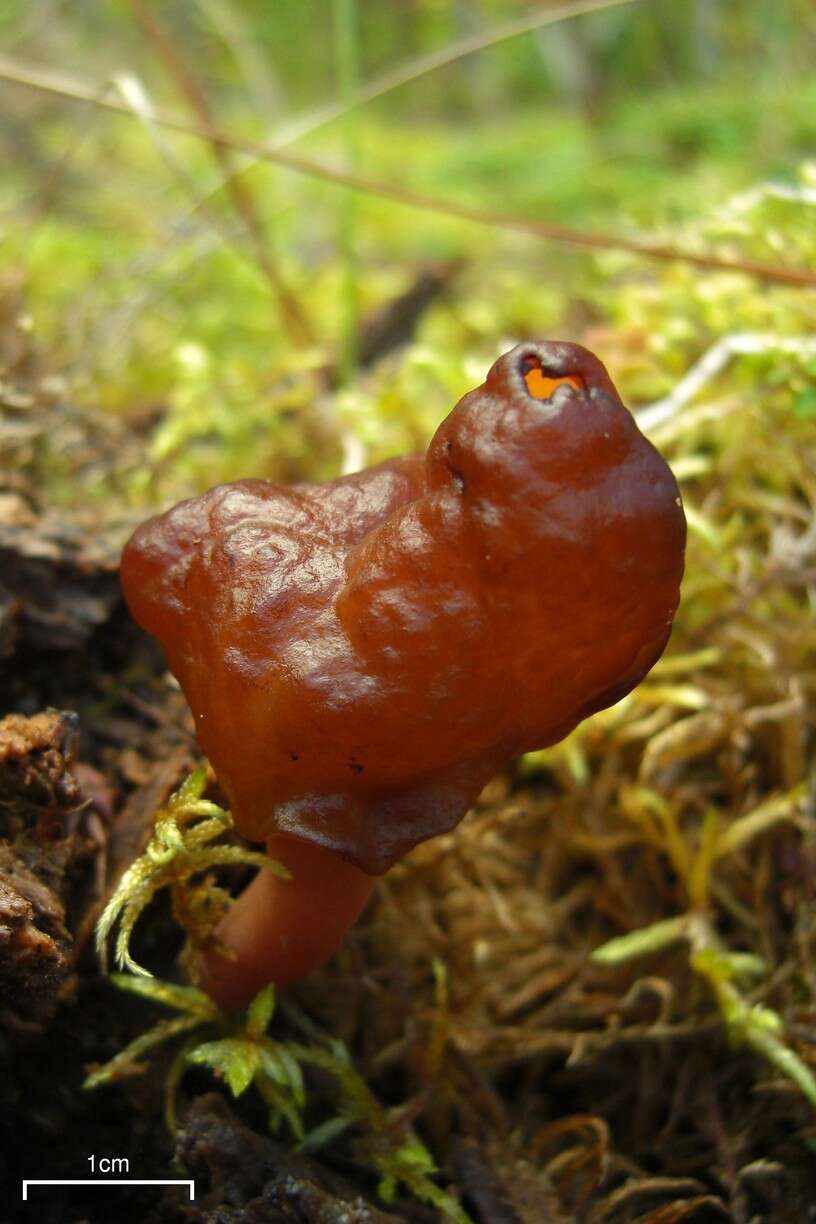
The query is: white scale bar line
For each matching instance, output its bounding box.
[23,1180,195,1200]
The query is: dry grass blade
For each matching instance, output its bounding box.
[2,54,816,289]
[112,69,266,283]
[130,0,643,265]
[111,69,291,297]
[712,783,807,860]
[124,0,311,345]
[620,1197,731,1223]
[638,333,816,433]
[193,0,282,118]
[269,0,643,148]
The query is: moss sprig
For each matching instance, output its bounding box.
[593,911,816,1111]
[95,766,288,977]
[90,770,469,1219]
[85,976,471,1222]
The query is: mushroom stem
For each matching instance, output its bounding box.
[197,834,376,1011]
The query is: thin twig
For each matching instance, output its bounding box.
[111,71,291,289]
[333,0,361,385]
[124,0,311,345]
[193,0,282,119]
[133,0,643,254]
[267,0,642,149]
[637,333,816,432]
[3,52,816,290]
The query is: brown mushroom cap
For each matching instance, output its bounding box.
[121,341,685,875]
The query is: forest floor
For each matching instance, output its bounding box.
[1,280,815,1224]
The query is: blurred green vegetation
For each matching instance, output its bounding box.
[1,0,815,499]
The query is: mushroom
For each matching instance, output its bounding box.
[121,341,686,1009]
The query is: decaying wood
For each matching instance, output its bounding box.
[0,708,81,833]
[151,1093,402,1224]
[0,709,85,1020]
[0,846,72,1017]
[0,488,128,659]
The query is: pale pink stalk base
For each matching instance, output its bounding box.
[197,834,376,1011]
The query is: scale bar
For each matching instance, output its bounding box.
[23,1180,195,1200]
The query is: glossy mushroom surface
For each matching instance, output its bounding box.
[122,340,686,1005]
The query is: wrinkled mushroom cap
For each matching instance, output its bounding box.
[122,341,685,873]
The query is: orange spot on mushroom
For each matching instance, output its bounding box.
[523,365,583,399]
